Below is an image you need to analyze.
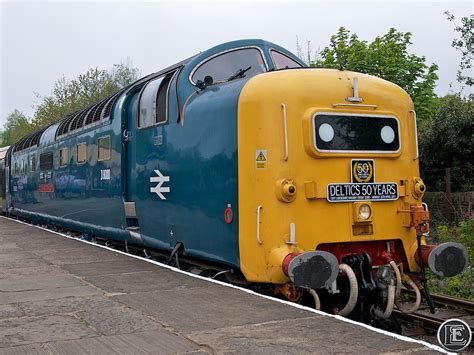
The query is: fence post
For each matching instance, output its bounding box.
[445,168,452,197]
[445,168,455,220]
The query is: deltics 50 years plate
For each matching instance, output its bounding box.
[327,182,398,202]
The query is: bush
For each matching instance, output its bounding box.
[427,218,474,300]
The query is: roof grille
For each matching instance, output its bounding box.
[56,91,122,139]
[102,88,126,119]
[12,126,50,154]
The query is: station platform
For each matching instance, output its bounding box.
[0,217,443,354]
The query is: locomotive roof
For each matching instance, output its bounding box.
[11,39,302,154]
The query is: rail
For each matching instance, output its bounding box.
[396,291,474,333]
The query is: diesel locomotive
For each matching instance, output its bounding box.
[0,39,469,330]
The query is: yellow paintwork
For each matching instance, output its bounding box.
[237,69,423,284]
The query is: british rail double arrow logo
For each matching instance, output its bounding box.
[150,169,170,200]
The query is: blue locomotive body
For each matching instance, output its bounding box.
[3,39,304,268]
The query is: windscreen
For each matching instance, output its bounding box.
[314,114,400,152]
[192,48,266,83]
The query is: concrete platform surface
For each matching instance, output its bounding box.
[0,217,443,354]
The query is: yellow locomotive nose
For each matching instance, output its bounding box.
[237,68,466,298]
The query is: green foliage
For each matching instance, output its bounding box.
[1,110,36,146]
[445,11,473,87]
[428,218,474,300]
[419,94,473,191]
[33,62,139,128]
[313,27,439,122]
[1,61,139,147]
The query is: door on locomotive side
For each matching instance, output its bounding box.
[122,70,180,249]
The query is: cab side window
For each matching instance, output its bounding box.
[270,50,303,69]
[191,48,266,84]
[138,71,176,128]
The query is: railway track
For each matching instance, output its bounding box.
[396,291,474,338]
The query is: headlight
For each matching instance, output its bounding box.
[358,204,372,220]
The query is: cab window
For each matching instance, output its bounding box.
[191,48,266,84]
[138,71,175,128]
[270,50,303,69]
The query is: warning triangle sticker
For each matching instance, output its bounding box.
[256,152,266,161]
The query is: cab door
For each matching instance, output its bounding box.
[123,70,179,249]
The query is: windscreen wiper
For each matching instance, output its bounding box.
[227,66,252,82]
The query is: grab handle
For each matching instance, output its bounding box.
[256,205,263,245]
[410,110,419,160]
[281,103,289,161]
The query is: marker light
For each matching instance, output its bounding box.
[319,123,334,142]
[380,125,395,144]
[358,204,372,221]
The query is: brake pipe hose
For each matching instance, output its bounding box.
[389,261,421,314]
[389,261,402,298]
[395,275,422,314]
[307,289,321,310]
[336,263,359,316]
[372,285,396,320]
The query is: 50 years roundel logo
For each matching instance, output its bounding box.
[352,160,374,183]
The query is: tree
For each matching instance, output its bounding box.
[445,11,473,87]
[313,27,439,122]
[33,62,140,128]
[1,110,35,146]
[1,61,139,146]
[419,94,473,192]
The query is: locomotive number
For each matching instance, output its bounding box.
[100,169,111,181]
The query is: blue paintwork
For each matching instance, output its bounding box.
[5,39,305,269]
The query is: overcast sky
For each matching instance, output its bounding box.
[0,0,472,126]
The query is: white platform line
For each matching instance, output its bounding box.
[1,216,448,353]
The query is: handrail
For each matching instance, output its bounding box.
[256,205,263,245]
[410,110,419,160]
[281,103,289,161]
[332,103,377,109]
